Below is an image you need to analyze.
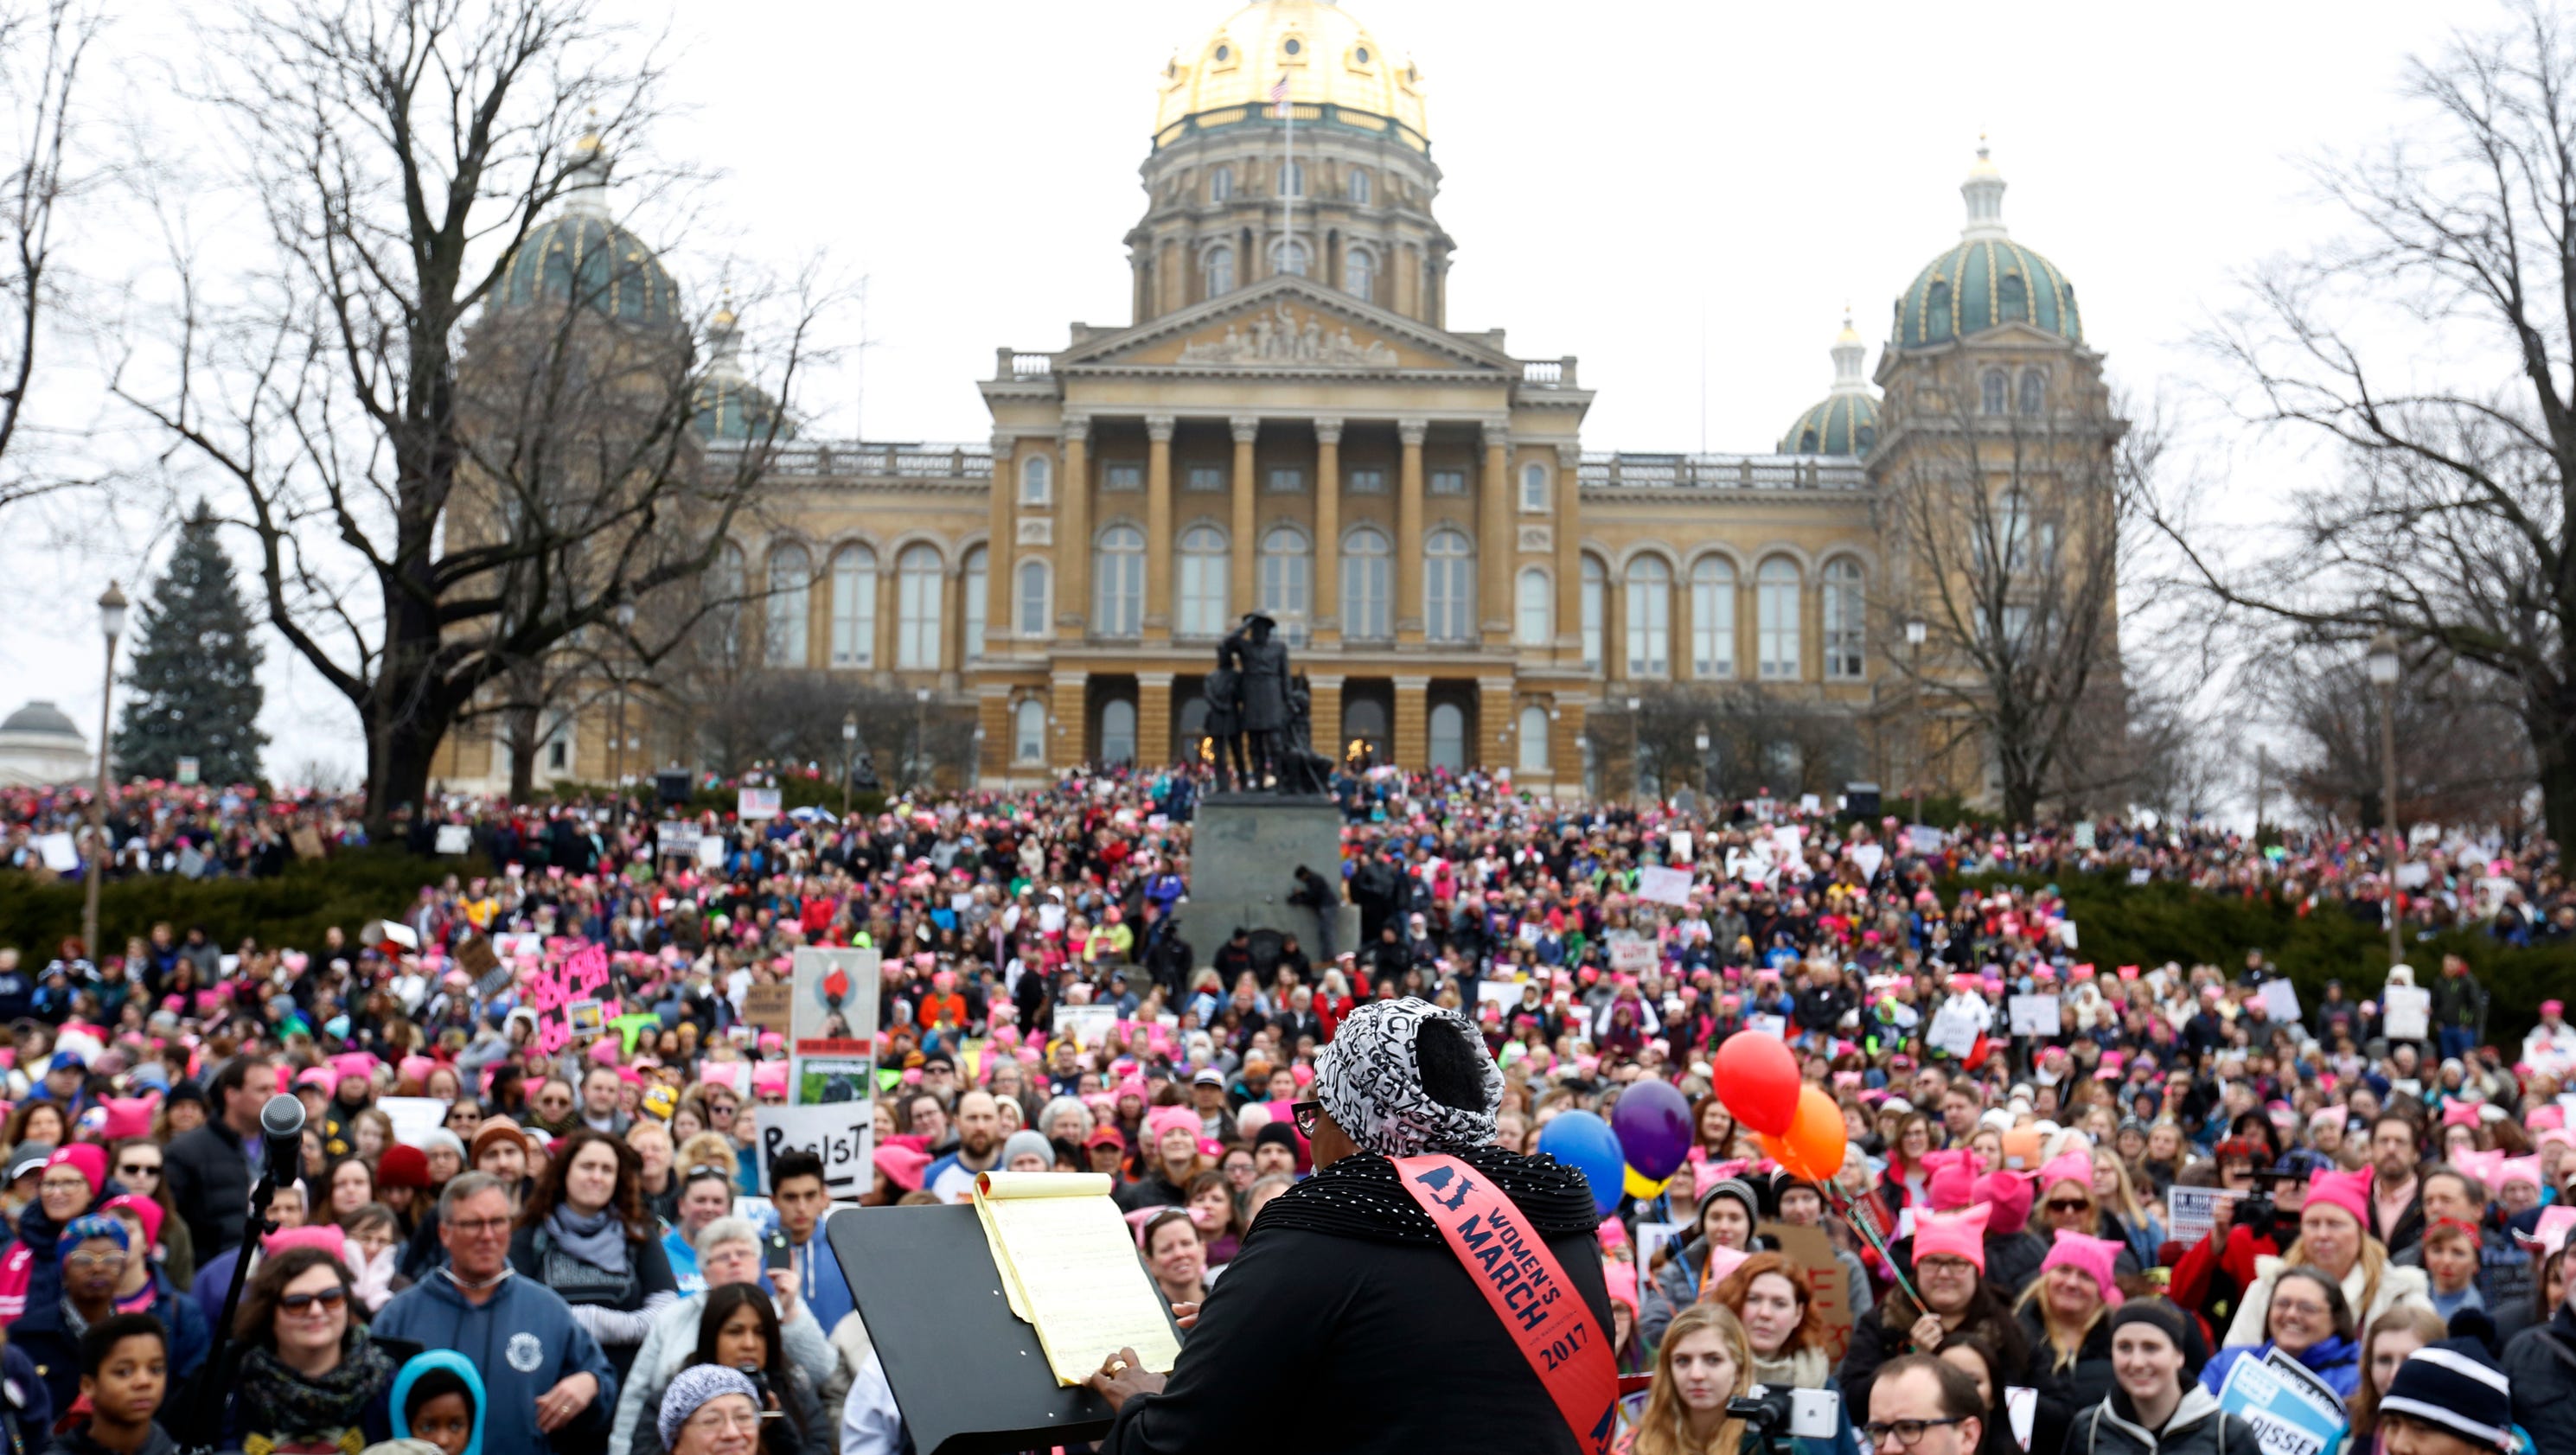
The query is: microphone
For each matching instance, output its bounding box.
[259,1094,305,1190]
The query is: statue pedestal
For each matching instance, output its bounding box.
[1174,795,1358,974]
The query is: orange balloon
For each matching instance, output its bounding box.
[1778,1086,1848,1184]
[1757,1130,1794,1166]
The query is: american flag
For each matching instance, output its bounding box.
[1269,76,1289,116]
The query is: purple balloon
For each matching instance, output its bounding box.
[1612,1077,1694,1183]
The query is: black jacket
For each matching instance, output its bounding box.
[1100,1148,1611,1455]
[2017,1303,2113,1455]
[2061,1386,2257,1455]
[2504,1299,2576,1455]
[163,1118,256,1260]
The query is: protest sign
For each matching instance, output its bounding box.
[1763,1222,1851,1359]
[495,932,540,962]
[521,941,613,1056]
[2382,984,2432,1043]
[2217,1348,2347,1455]
[1633,1221,1684,1273]
[1474,980,1525,1012]
[434,824,472,855]
[696,835,725,868]
[2260,1349,2349,1425]
[790,948,879,1043]
[1054,1004,1117,1049]
[1927,1001,1983,1059]
[175,756,198,787]
[743,982,794,1031]
[2129,868,2152,886]
[754,1103,871,1198]
[739,787,783,820]
[291,826,327,860]
[1908,825,1942,855]
[655,820,701,856]
[2072,821,2096,851]
[2168,1186,2243,1248]
[1634,865,1694,906]
[792,1038,877,1108]
[1608,935,1658,973]
[380,1096,448,1148]
[1851,843,1885,884]
[2004,1388,2038,1452]
[1670,832,1693,864]
[565,999,605,1038]
[2258,979,2301,1025]
[2008,995,2061,1037]
[1748,1013,1788,1043]
[35,833,75,872]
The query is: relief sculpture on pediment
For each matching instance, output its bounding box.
[1178,302,1401,368]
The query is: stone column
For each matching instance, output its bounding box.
[1308,673,1344,767]
[1480,422,1512,647]
[1058,418,1090,636]
[1138,671,1174,767]
[1313,417,1342,648]
[1392,675,1429,766]
[1555,443,1582,658]
[987,433,1018,653]
[1396,418,1426,644]
[1230,416,1259,619]
[1144,415,1175,641]
[1049,671,1086,770]
[1478,675,1512,770]
[875,552,898,680]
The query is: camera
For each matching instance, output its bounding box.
[2236,1191,2278,1243]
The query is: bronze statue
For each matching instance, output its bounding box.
[1225,611,1291,789]
[1204,643,1245,791]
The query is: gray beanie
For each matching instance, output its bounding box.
[1001,1130,1056,1169]
[658,1364,759,1450]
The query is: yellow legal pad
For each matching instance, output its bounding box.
[972,1170,1182,1386]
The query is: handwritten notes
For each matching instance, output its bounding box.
[974,1171,1179,1386]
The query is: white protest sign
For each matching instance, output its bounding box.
[1748,1013,1789,1042]
[2257,979,2301,1025]
[790,947,879,1043]
[1927,1000,1983,1059]
[1634,865,1695,907]
[1053,1004,1118,1049]
[738,786,783,820]
[1475,980,1525,1012]
[379,1096,448,1147]
[1608,936,1659,973]
[35,833,76,872]
[433,824,472,855]
[2008,994,2061,1037]
[2055,920,2080,950]
[754,1103,872,1198]
[2381,984,2432,1042]
[2128,867,2152,886]
[1670,832,1693,864]
[1851,843,1885,884]
[1798,795,1821,814]
[2167,1186,2243,1248]
[2394,862,2432,890]
[2005,1388,2038,1452]
[1908,825,1943,855]
[698,835,727,868]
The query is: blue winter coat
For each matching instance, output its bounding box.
[2199,1335,2362,1403]
[370,1272,617,1455]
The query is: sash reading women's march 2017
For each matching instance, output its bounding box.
[1390,1154,1617,1455]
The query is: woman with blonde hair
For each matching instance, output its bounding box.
[2090,1147,2165,1267]
[1629,1301,1761,1455]
[2222,1170,2428,1347]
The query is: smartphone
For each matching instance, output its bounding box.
[762,1228,793,1272]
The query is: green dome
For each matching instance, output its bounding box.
[1780,391,1879,456]
[1893,237,2081,350]
[501,213,682,329]
[694,377,787,441]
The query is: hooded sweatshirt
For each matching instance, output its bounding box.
[370,1271,616,1455]
[390,1349,489,1455]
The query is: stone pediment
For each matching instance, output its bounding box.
[1061,277,1511,375]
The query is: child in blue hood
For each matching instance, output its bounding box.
[376,1350,484,1455]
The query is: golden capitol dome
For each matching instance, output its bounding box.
[1153,0,1429,148]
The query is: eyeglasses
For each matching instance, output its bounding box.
[1863,1418,1969,1447]
[280,1286,348,1312]
[2271,1298,2330,1318]
[684,1407,763,1437]
[1289,1100,1323,1138]
[39,1177,88,1197]
[65,1250,128,1271]
[116,1161,160,1179]
[448,1216,512,1235]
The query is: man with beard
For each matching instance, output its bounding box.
[2368,1112,2426,1254]
[925,1090,1005,1203]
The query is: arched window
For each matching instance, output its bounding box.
[1016,559,1049,635]
[1757,558,1801,680]
[1258,525,1311,640]
[1348,169,1371,204]
[1822,558,1864,681]
[1346,246,1375,303]
[1178,524,1229,636]
[1925,281,1952,338]
[712,540,745,659]
[1423,527,1474,643]
[1980,368,2009,415]
[1581,555,1606,669]
[766,543,809,667]
[1517,705,1550,774]
[1691,556,1735,679]
[1209,165,1234,202]
[1856,425,1876,451]
[1099,699,1137,766]
[1020,455,1051,506]
[1013,699,1045,763]
[1520,461,1550,513]
[1799,429,1820,452]
[829,545,876,667]
[1096,526,1144,637]
[1624,556,1671,677]
[1342,526,1390,640]
[961,546,987,660]
[896,544,942,669]
[1271,237,1311,278]
[2018,368,2045,416]
[1428,702,1465,769]
[1516,568,1550,646]
[1998,271,2029,322]
[1279,159,1304,197]
[1203,244,1236,298]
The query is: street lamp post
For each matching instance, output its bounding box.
[611,600,636,826]
[914,687,931,792]
[1694,727,1711,796]
[1904,617,1927,827]
[85,582,127,963]
[2367,630,2403,969]
[841,712,858,819]
[1625,694,1641,804]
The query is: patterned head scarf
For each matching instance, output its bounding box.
[1314,997,1503,1157]
[658,1364,760,1451]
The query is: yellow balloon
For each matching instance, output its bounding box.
[1624,1165,1672,1201]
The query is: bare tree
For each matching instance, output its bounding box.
[114,0,812,830]
[1879,353,2138,823]
[2265,642,2535,833]
[0,0,103,500]
[1588,686,1862,805]
[2153,3,2576,844]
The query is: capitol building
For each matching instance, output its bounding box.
[434,0,2123,805]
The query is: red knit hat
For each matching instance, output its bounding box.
[375,1144,431,1190]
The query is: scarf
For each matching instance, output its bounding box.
[1751,1344,1831,1391]
[237,1333,395,1449]
[1250,1144,1599,1248]
[547,1204,630,1272]
[1313,997,1502,1157]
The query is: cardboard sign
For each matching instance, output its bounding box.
[1608,935,1658,973]
[1634,865,1694,907]
[754,1103,872,1198]
[2167,1186,2243,1248]
[1761,1221,1852,1360]
[291,826,327,860]
[2008,994,2061,1037]
[453,935,500,980]
[2382,984,2432,1043]
[739,787,783,820]
[2257,979,2301,1025]
[791,948,879,1043]
[434,824,472,855]
[743,982,794,1031]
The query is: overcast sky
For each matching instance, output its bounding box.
[0,0,2508,788]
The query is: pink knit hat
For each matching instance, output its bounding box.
[2036,1150,2095,1196]
[2497,1155,2544,1191]
[1923,1150,1981,1212]
[873,1143,931,1192]
[2306,1166,2371,1228]
[1144,1105,1199,1144]
[1602,1259,1640,1313]
[1914,1203,1991,1273]
[1701,1243,1753,1289]
[1984,1171,2036,1235]
[2039,1229,2125,1306]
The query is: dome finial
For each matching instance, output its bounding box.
[1961,135,2007,241]
[706,292,744,382]
[564,110,612,220]
[1830,310,1868,395]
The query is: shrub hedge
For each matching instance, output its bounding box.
[0,846,482,957]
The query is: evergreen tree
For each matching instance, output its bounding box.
[113,502,267,784]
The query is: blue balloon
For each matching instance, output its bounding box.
[1538,1108,1625,1216]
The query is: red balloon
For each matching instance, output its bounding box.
[1777,1086,1849,1184]
[1714,1031,1800,1135]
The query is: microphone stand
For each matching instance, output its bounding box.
[176,1171,283,1455]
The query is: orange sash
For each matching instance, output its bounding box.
[1390,1154,1617,1455]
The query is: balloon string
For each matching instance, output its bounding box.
[1823,1182,1924,1313]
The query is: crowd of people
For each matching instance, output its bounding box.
[0,761,2560,1455]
